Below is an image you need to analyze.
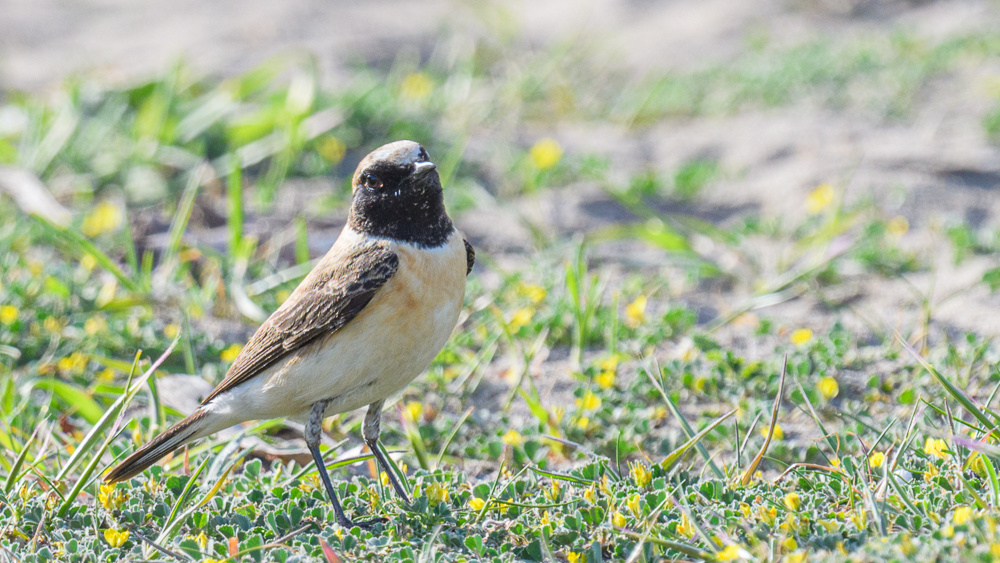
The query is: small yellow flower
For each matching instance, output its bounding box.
[501,429,524,447]
[57,351,89,375]
[924,437,947,459]
[627,494,642,518]
[790,328,813,346]
[468,497,486,511]
[97,367,115,382]
[0,305,18,325]
[761,423,784,440]
[566,553,583,563]
[220,343,242,363]
[781,537,798,551]
[676,512,695,538]
[611,511,627,527]
[43,316,64,334]
[630,461,652,489]
[529,138,563,170]
[624,295,647,328]
[849,509,866,531]
[818,376,839,400]
[189,531,208,550]
[784,492,801,511]
[970,453,989,477]
[425,482,448,507]
[405,401,424,423]
[98,483,127,511]
[400,72,434,100]
[540,510,551,525]
[758,505,777,526]
[869,451,885,469]
[82,201,124,237]
[507,307,535,332]
[84,315,107,336]
[575,390,602,411]
[517,283,547,304]
[596,370,615,390]
[548,479,562,501]
[990,543,1000,558]
[76,254,97,273]
[576,416,590,430]
[584,486,596,503]
[954,506,974,525]
[924,461,939,482]
[887,216,909,238]
[103,528,129,548]
[786,551,807,563]
[164,323,180,339]
[739,502,751,518]
[943,524,955,538]
[317,136,346,164]
[805,184,835,214]
[716,544,745,561]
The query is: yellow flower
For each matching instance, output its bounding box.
[425,482,448,507]
[990,543,1000,558]
[805,184,835,214]
[189,531,208,550]
[924,461,939,482]
[954,506,974,525]
[317,136,346,164]
[971,453,989,477]
[790,328,813,346]
[943,524,955,538]
[98,483,127,511]
[82,201,124,237]
[596,369,615,390]
[220,343,243,363]
[924,437,947,459]
[469,497,486,511]
[548,479,562,501]
[887,216,909,238]
[507,307,535,332]
[818,376,838,400]
[103,528,129,548]
[784,493,801,511]
[758,505,777,526]
[97,367,115,382]
[576,416,590,430]
[739,502,751,518]
[630,461,652,489]
[584,486,596,503]
[400,72,434,100]
[716,544,745,561]
[501,429,524,447]
[576,390,601,411]
[164,323,180,339]
[529,138,563,170]
[57,352,89,375]
[676,512,695,538]
[869,451,885,469]
[849,509,866,531]
[611,511,627,528]
[0,305,18,325]
[624,295,647,328]
[43,316,64,334]
[781,537,798,551]
[80,253,97,271]
[627,494,642,518]
[84,315,107,336]
[566,553,582,563]
[517,283,547,304]
[405,401,424,423]
[761,423,784,440]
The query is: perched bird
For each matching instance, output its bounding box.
[104,140,474,528]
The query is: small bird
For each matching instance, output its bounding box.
[104,140,474,528]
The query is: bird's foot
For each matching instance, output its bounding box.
[337,515,388,530]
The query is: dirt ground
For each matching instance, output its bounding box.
[3,0,1000,345]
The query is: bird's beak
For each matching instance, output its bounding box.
[412,161,437,177]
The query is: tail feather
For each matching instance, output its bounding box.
[103,409,212,483]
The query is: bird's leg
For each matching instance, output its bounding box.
[364,400,411,504]
[305,399,382,529]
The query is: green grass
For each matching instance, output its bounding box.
[3,19,1000,563]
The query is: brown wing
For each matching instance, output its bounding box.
[202,241,399,404]
[464,237,475,276]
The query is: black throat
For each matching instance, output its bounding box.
[348,181,453,247]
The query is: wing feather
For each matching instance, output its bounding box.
[202,241,398,404]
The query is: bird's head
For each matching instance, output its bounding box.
[348,140,452,246]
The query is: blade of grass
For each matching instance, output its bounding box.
[660,409,735,473]
[740,356,786,486]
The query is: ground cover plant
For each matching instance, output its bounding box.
[3,6,1000,562]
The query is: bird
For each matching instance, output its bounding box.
[103,140,475,528]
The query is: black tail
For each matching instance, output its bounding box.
[103,409,211,483]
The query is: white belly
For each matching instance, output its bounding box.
[206,229,467,424]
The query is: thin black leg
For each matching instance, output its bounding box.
[306,400,383,529]
[364,401,411,504]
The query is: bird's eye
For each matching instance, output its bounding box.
[362,172,382,190]
[418,147,429,162]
